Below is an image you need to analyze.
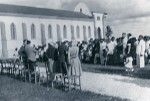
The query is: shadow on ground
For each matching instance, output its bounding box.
[0,75,128,101]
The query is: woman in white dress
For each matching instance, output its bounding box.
[68,40,82,76]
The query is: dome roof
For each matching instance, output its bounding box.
[74,2,92,16]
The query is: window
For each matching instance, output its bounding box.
[48,25,52,39]
[97,16,100,20]
[63,25,67,38]
[57,24,61,41]
[88,26,91,38]
[22,23,27,40]
[71,25,74,39]
[10,23,17,40]
[31,24,36,39]
[83,26,87,41]
[41,24,46,45]
[76,26,80,38]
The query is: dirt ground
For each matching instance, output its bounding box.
[0,75,128,101]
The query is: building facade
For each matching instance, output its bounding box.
[0,3,105,58]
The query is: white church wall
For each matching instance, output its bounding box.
[0,15,95,58]
[0,26,3,57]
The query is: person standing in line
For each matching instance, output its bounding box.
[145,36,150,64]
[18,39,28,68]
[106,38,116,65]
[46,43,55,74]
[115,38,124,66]
[68,40,82,82]
[58,41,68,76]
[136,35,146,68]
[93,40,100,64]
[25,40,37,72]
[147,44,150,64]
[122,33,127,56]
[52,43,60,73]
[100,39,107,65]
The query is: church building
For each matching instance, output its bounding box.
[0,3,105,58]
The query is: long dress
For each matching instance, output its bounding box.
[136,39,145,68]
[68,46,82,76]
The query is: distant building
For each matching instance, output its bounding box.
[0,3,105,58]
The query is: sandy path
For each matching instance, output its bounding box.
[81,72,150,101]
[38,67,150,101]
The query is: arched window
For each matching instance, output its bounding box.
[48,25,52,39]
[76,26,80,38]
[31,24,36,39]
[41,24,46,45]
[83,25,87,41]
[63,25,67,39]
[10,23,17,40]
[22,23,27,40]
[71,25,74,39]
[57,24,61,41]
[88,26,91,38]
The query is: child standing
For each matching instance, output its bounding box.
[124,54,133,72]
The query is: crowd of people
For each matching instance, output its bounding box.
[78,33,150,70]
[17,39,82,83]
[14,33,150,78]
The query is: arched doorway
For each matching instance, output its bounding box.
[41,24,46,45]
[97,27,101,39]
[0,22,8,58]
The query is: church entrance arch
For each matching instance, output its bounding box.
[97,27,101,39]
[0,22,8,58]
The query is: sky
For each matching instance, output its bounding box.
[0,0,150,37]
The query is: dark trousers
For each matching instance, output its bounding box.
[107,54,114,65]
[27,60,36,72]
[59,61,67,75]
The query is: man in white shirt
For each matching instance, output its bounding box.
[111,37,117,50]
[106,38,115,65]
[100,39,107,65]
[136,35,146,68]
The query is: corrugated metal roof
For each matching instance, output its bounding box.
[0,4,92,19]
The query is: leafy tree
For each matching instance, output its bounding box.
[106,25,113,38]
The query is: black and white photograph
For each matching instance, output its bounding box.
[0,0,150,101]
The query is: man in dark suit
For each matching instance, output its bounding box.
[18,39,28,68]
[58,41,68,75]
[46,43,55,73]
